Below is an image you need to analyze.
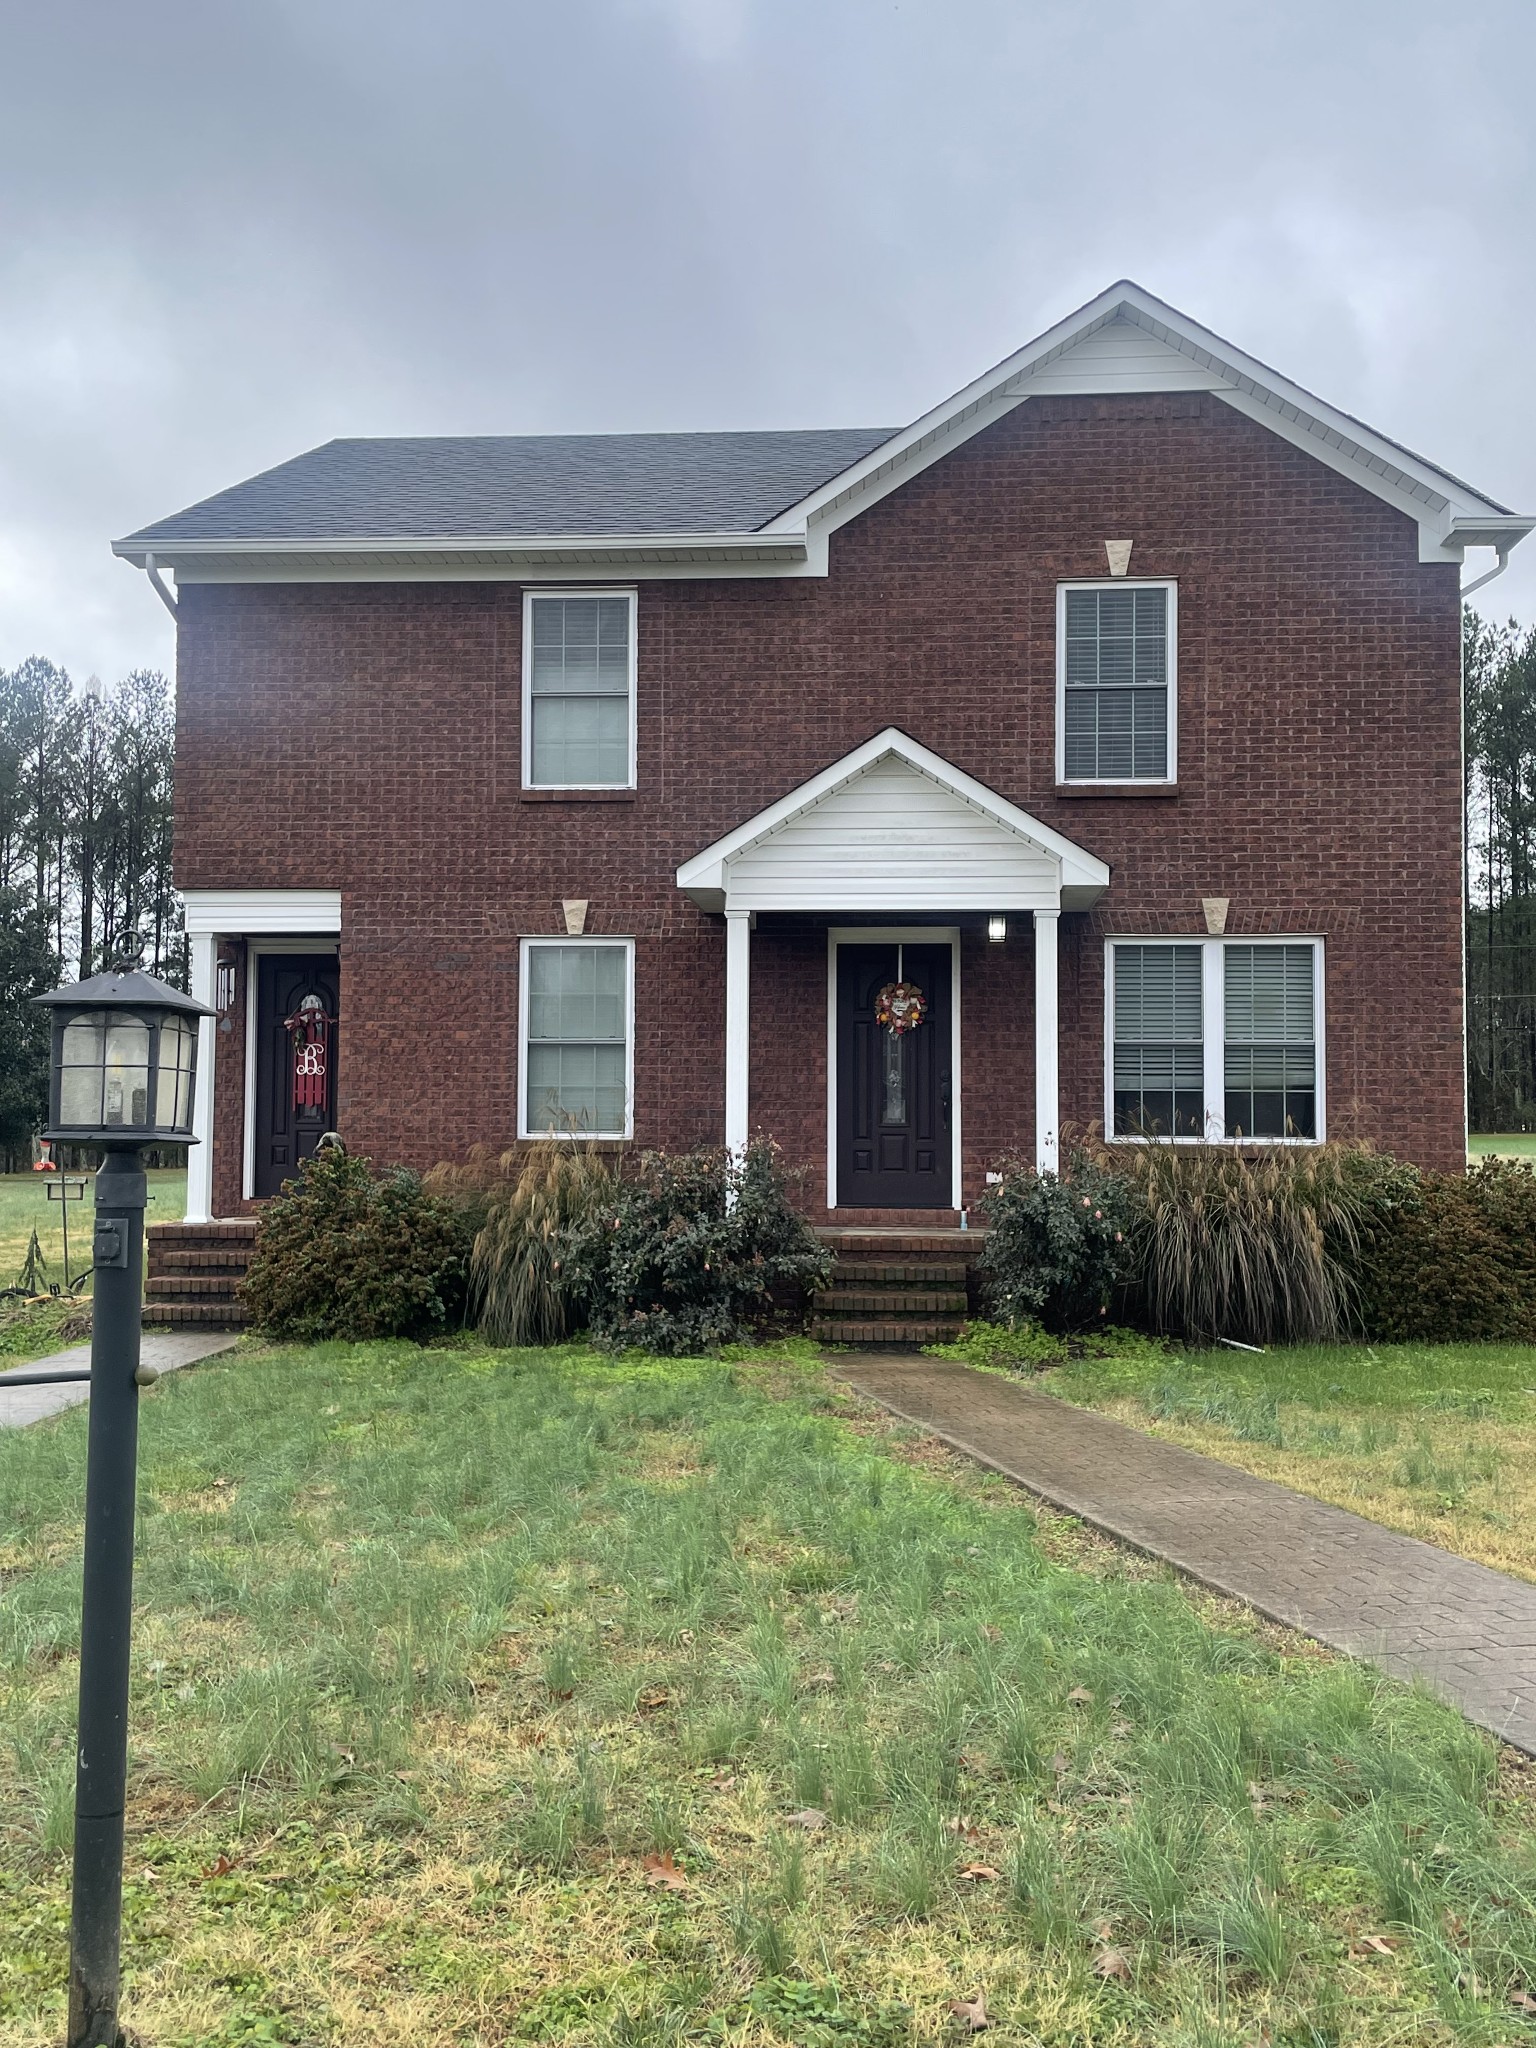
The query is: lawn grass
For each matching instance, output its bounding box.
[5,1342,1536,2044]
[1046,1339,1536,1585]
[0,1169,187,1292]
[1468,1132,1536,1159]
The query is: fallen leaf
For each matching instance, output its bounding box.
[641,1851,688,1892]
[1350,1934,1402,1958]
[636,1684,671,1712]
[785,1807,828,1831]
[802,1668,837,1690]
[947,1991,991,2032]
[1067,1687,1095,1706]
[1050,1751,1070,1778]
[944,1815,981,1839]
[957,1862,1000,1882]
[1111,1720,1133,1739]
[981,1625,1003,1642]
[1093,1945,1133,1982]
[709,1772,738,1793]
[1091,1918,1114,1942]
[1511,1989,1536,2014]
[200,1854,238,1880]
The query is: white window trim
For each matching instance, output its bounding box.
[1055,579,1178,786]
[518,935,636,1140]
[521,587,638,791]
[1103,934,1325,1145]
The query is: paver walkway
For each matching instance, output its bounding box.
[0,1330,239,1429]
[837,1353,1536,1756]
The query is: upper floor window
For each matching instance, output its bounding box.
[523,590,636,789]
[1057,581,1177,784]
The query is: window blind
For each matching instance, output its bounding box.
[1063,587,1171,780]
[525,944,629,1135]
[528,595,632,786]
[1112,943,1203,1136]
[1222,944,1316,1139]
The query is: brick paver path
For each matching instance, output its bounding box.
[837,1354,1536,1755]
[0,1330,239,1430]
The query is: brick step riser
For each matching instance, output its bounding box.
[824,1290,968,1315]
[828,1262,970,1285]
[146,1277,248,1300]
[152,1254,252,1276]
[812,1319,965,1344]
[143,1304,251,1328]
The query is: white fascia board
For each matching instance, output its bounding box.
[761,281,1527,567]
[112,531,812,584]
[182,888,342,935]
[675,726,1111,907]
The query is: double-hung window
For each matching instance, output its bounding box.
[520,938,634,1138]
[523,590,636,789]
[1058,582,1176,783]
[1107,937,1323,1141]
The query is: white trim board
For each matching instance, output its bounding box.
[116,282,1531,587]
[183,888,342,936]
[825,927,962,1214]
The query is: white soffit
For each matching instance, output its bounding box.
[764,283,1531,568]
[181,888,342,935]
[675,728,1110,914]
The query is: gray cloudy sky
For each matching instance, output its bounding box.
[4,0,1535,685]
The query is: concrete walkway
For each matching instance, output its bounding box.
[836,1354,1536,1756]
[0,1330,239,1429]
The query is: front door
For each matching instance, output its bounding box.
[835,942,952,1208]
[253,953,340,1198]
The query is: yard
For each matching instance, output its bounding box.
[0,1168,187,1360]
[1045,1339,1536,1586]
[4,1343,1536,2046]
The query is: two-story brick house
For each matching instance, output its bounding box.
[116,282,1531,1237]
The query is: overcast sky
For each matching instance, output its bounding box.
[3,0,1535,685]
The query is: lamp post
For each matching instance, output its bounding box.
[33,969,211,2048]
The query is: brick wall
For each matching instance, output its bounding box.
[178,390,1467,1214]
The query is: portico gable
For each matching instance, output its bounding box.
[676,731,1109,1184]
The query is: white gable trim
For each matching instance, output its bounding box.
[182,888,342,935]
[675,728,1110,914]
[764,284,1530,569]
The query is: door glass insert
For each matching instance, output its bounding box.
[882,1030,905,1124]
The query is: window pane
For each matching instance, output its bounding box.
[1114,945,1203,1043]
[1063,587,1170,778]
[1223,946,1316,1138]
[526,1043,627,1135]
[1112,946,1203,1136]
[528,945,626,1042]
[529,595,630,695]
[1224,945,1314,1042]
[530,693,630,786]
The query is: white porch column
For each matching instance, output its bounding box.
[724,910,751,1155]
[186,932,217,1223]
[1034,909,1060,1175]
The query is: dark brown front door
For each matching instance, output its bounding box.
[835,942,952,1209]
[254,953,340,1198]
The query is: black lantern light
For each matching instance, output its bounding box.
[38,968,208,1145]
[31,965,211,2048]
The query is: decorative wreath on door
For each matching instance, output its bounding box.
[874,981,927,1035]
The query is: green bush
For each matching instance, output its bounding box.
[242,1146,472,1342]
[1357,1157,1536,1341]
[558,1140,831,1355]
[977,1151,1136,1332]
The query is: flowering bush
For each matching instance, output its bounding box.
[977,1152,1136,1333]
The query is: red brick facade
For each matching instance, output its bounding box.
[175,391,1467,1215]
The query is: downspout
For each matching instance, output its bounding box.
[1461,543,1513,600]
[1457,544,1510,1161]
[143,551,178,618]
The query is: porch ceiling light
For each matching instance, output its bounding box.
[987,916,1008,943]
[35,968,213,1145]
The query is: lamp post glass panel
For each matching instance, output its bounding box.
[33,969,210,2048]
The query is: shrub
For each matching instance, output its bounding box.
[428,1138,617,1347]
[1104,1139,1394,1347]
[977,1151,1136,1332]
[1357,1157,1536,1342]
[558,1140,831,1355]
[242,1145,472,1342]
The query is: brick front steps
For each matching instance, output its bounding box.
[811,1225,985,1346]
[144,1220,256,1329]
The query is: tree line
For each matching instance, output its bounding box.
[0,658,181,1169]
[1466,608,1536,1131]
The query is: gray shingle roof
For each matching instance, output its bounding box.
[119,429,896,546]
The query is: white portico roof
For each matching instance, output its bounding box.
[675,729,1110,916]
